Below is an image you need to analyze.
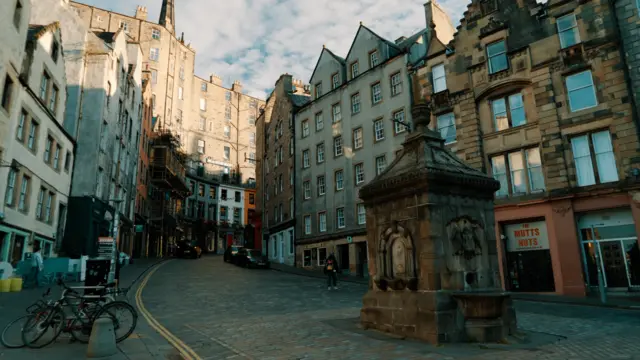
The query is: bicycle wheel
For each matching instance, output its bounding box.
[21,307,64,349]
[94,301,138,343]
[69,301,104,343]
[1,315,31,348]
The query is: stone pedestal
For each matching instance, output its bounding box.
[358,103,517,344]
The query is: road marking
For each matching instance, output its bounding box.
[184,324,254,360]
[135,260,202,360]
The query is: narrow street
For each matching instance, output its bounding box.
[137,257,640,360]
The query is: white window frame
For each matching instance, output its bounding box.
[318,212,327,232]
[374,119,385,141]
[317,176,326,196]
[353,128,363,149]
[391,72,402,96]
[316,143,324,163]
[302,120,310,137]
[200,98,206,111]
[557,13,580,49]
[332,73,340,89]
[315,112,323,131]
[371,82,382,104]
[332,104,341,123]
[370,50,379,67]
[432,64,446,93]
[334,136,343,156]
[566,70,598,112]
[355,163,365,184]
[393,110,407,134]
[149,47,159,61]
[357,203,366,225]
[571,130,618,186]
[302,150,310,168]
[304,215,311,234]
[351,62,359,78]
[224,125,230,138]
[487,40,508,74]
[303,181,311,199]
[335,170,344,191]
[375,155,386,175]
[151,29,161,40]
[351,93,360,114]
[336,207,345,229]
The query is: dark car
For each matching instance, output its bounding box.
[175,241,201,259]
[235,249,270,268]
[223,245,245,264]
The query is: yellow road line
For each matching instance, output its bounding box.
[135,260,202,360]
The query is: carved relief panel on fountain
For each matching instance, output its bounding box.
[444,216,488,274]
[374,221,418,291]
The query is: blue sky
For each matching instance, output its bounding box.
[79,0,469,98]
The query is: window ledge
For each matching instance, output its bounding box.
[484,121,538,139]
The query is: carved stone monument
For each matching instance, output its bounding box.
[359,99,517,344]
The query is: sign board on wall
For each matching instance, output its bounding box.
[504,221,550,252]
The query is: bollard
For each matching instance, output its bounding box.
[86,317,117,358]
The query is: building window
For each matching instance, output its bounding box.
[371,82,382,104]
[302,149,310,168]
[53,145,61,169]
[235,191,241,202]
[571,130,618,187]
[303,249,311,266]
[335,170,344,191]
[369,50,379,67]
[200,98,206,111]
[199,117,205,131]
[491,93,526,131]
[333,136,343,157]
[304,215,311,234]
[149,48,160,61]
[436,112,456,144]
[44,136,53,164]
[331,103,341,123]
[16,109,26,141]
[198,184,205,197]
[357,203,366,225]
[332,73,340,89]
[152,29,161,40]
[375,155,387,175]
[13,0,22,29]
[201,82,207,92]
[316,143,324,163]
[557,13,580,49]
[318,212,327,232]
[351,61,359,78]
[28,120,38,150]
[224,146,230,160]
[248,114,256,125]
[374,119,385,141]
[151,70,158,85]
[220,206,228,220]
[566,70,597,112]
[315,112,323,131]
[487,40,508,74]
[336,207,345,229]
[197,140,205,154]
[432,64,446,93]
[351,93,361,114]
[302,119,310,137]
[288,138,293,154]
[390,72,402,96]
[221,189,228,200]
[303,181,311,199]
[224,125,230,138]
[36,188,45,220]
[353,127,363,149]
[317,176,326,196]
[179,65,184,80]
[393,110,407,134]
[354,163,365,185]
[315,82,322,99]
[64,151,71,171]
[4,169,17,206]
[18,175,30,211]
[40,72,50,101]
[209,187,216,199]
[250,133,256,147]
[119,20,129,32]
[225,105,232,120]
[2,75,14,112]
[491,148,545,197]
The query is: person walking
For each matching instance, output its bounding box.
[324,252,339,290]
[30,246,44,288]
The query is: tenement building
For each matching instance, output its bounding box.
[414,0,640,296]
[256,74,309,264]
[294,3,455,275]
[70,0,265,184]
[0,0,74,263]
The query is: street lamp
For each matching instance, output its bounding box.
[103,198,124,284]
[0,160,21,170]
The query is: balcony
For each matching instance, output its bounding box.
[186,166,257,189]
[149,131,189,193]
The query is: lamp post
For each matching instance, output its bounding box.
[103,199,124,284]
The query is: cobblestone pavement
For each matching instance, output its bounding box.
[139,256,640,360]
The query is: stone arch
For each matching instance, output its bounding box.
[374,221,418,291]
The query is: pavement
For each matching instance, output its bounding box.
[0,258,179,360]
[5,255,640,359]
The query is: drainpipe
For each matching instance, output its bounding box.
[609,0,640,142]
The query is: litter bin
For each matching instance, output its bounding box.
[0,279,10,292]
[10,277,23,292]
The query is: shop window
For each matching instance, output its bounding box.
[491,148,545,197]
[318,248,327,266]
[503,221,555,292]
[571,130,618,186]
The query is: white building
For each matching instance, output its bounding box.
[31,0,143,257]
[293,4,455,274]
[216,183,245,250]
[0,0,74,262]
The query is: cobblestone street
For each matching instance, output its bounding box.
[137,256,640,360]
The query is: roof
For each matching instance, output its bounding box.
[308,47,345,84]
[289,94,310,108]
[93,31,117,43]
[344,24,401,61]
[27,22,60,41]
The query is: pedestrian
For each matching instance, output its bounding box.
[30,246,44,288]
[324,252,339,290]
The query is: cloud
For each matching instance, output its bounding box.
[80,0,471,98]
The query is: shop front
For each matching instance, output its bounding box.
[0,225,29,266]
[576,207,640,291]
[297,233,368,276]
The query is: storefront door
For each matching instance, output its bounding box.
[278,234,284,264]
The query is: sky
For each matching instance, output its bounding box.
[79,0,470,98]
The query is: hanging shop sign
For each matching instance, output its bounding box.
[504,221,550,252]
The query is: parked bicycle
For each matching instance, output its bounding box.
[20,279,138,349]
[0,288,53,349]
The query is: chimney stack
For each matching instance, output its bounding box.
[135,6,148,21]
[210,74,222,85]
[232,80,243,93]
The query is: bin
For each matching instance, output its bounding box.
[10,277,23,292]
[0,279,10,292]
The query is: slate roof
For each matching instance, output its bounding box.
[289,94,310,108]
[27,25,46,41]
[93,31,117,43]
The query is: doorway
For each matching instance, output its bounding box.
[355,242,367,277]
[337,244,349,274]
[278,233,284,264]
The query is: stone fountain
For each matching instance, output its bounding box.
[358,98,517,344]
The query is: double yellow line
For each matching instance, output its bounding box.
[134,260,202,360]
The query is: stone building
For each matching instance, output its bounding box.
[293,4,455,275]
[414,0,640,296]
[256,74,309,265]
[0,0,74,262]
[183,170,218,253]
[613,0,640,119]
[70,0,265,184]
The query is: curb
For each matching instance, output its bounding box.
[270,265,640,310]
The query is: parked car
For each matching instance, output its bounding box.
[223,245,244,264]
[175,241,202,259]
[235,249,270,269]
